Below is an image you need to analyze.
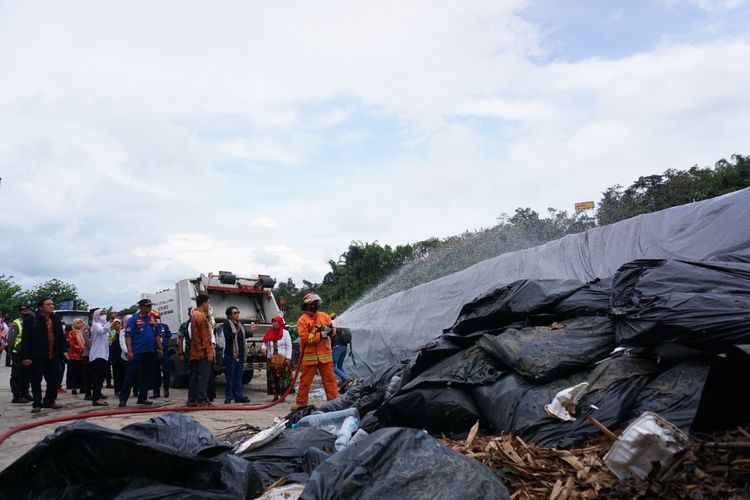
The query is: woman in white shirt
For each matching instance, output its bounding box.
[90,308,113,406]
[261,316,292,401]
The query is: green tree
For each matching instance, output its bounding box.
[597,154,750,225]
[0,274,23,316]
[18,279,90,311]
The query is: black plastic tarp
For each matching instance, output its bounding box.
[300,427,509,500]
[383,385,480,433]
[0,413,262,500]
[445,279,586,335]
[471,370,591,436]
[238,427,336,487]
[550,277,612,317]
[627,360,711,433]
[471,357,661,447]
[611,259,750,350]
[400,345,506,391]
[476,316,615,381]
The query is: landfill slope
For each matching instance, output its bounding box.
[339,187,750,374]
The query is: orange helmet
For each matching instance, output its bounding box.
[303,293,322,304]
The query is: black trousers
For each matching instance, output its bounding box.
[208,363,216,401]
[112,358,127,395]
[10,353,30,399]
[90,358,107,400]
[119,352,156,404]
[81,357,92,396]
[188,358,210,403]
[66,360,83,390]
[153,354,170,393]
[30,357,62,407]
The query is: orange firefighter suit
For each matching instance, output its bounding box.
[295,311,339,407]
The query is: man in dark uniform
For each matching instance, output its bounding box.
[20,297,68,413]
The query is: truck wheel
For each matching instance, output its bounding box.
[170,353,189,388]
[242,368,254,385]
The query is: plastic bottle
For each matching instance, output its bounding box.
[295,407,359,429]
[384,375,402,400]
[334,416,359,451]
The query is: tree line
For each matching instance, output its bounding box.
[0,277,89,319]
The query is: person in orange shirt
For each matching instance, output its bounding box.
[293,293,339,409]
[188,294,215,407]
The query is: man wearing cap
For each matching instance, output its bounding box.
[8,304,33,403]
[293,293,339,409]
[118,299,163,407]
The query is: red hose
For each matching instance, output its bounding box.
[0,356,305,448]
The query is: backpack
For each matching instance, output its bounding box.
[336,327,352,345]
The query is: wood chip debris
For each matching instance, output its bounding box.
[442,433,615,499]
[442,424,750,499]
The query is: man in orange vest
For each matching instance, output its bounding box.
[293,293,339,409]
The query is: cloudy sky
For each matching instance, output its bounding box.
[1,0,749,308]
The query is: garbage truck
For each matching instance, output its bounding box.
[141,271,282,388]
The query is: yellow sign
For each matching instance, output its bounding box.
[574,201,595,211]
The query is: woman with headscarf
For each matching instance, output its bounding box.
[66,319,85,394]
[261,316,292,401]
[222,306,250,404]
[109,318,126,396]
[89,308,113,406]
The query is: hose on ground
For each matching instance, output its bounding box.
[0,355,305,447]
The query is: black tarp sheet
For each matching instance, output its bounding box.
[476,316,615,381]
[400,345,506,391]
[238,427,336,487]
[384,385,480,433]
[0,413,262,500]
[445,279,585,335]
[300,427,509,500]
[611,259,750,349]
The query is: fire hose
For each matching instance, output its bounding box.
[0,352,306,447]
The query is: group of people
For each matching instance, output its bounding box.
[3,292,351,414]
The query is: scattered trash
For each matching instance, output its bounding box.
[334,415,359,451]
[234,419,288,454]
[383,374,402,400]
[302,427,510,499]
[604,412,690,480]
[257,483,306,500]
[545,382,589,421]
[295,407,359,430]
[348,428,369,445]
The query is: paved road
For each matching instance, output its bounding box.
[0,361,326,472]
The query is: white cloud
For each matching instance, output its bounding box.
[0,1,748,307]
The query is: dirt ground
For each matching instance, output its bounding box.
[0,361,328,472]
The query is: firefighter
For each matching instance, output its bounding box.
[293,293,339,409]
